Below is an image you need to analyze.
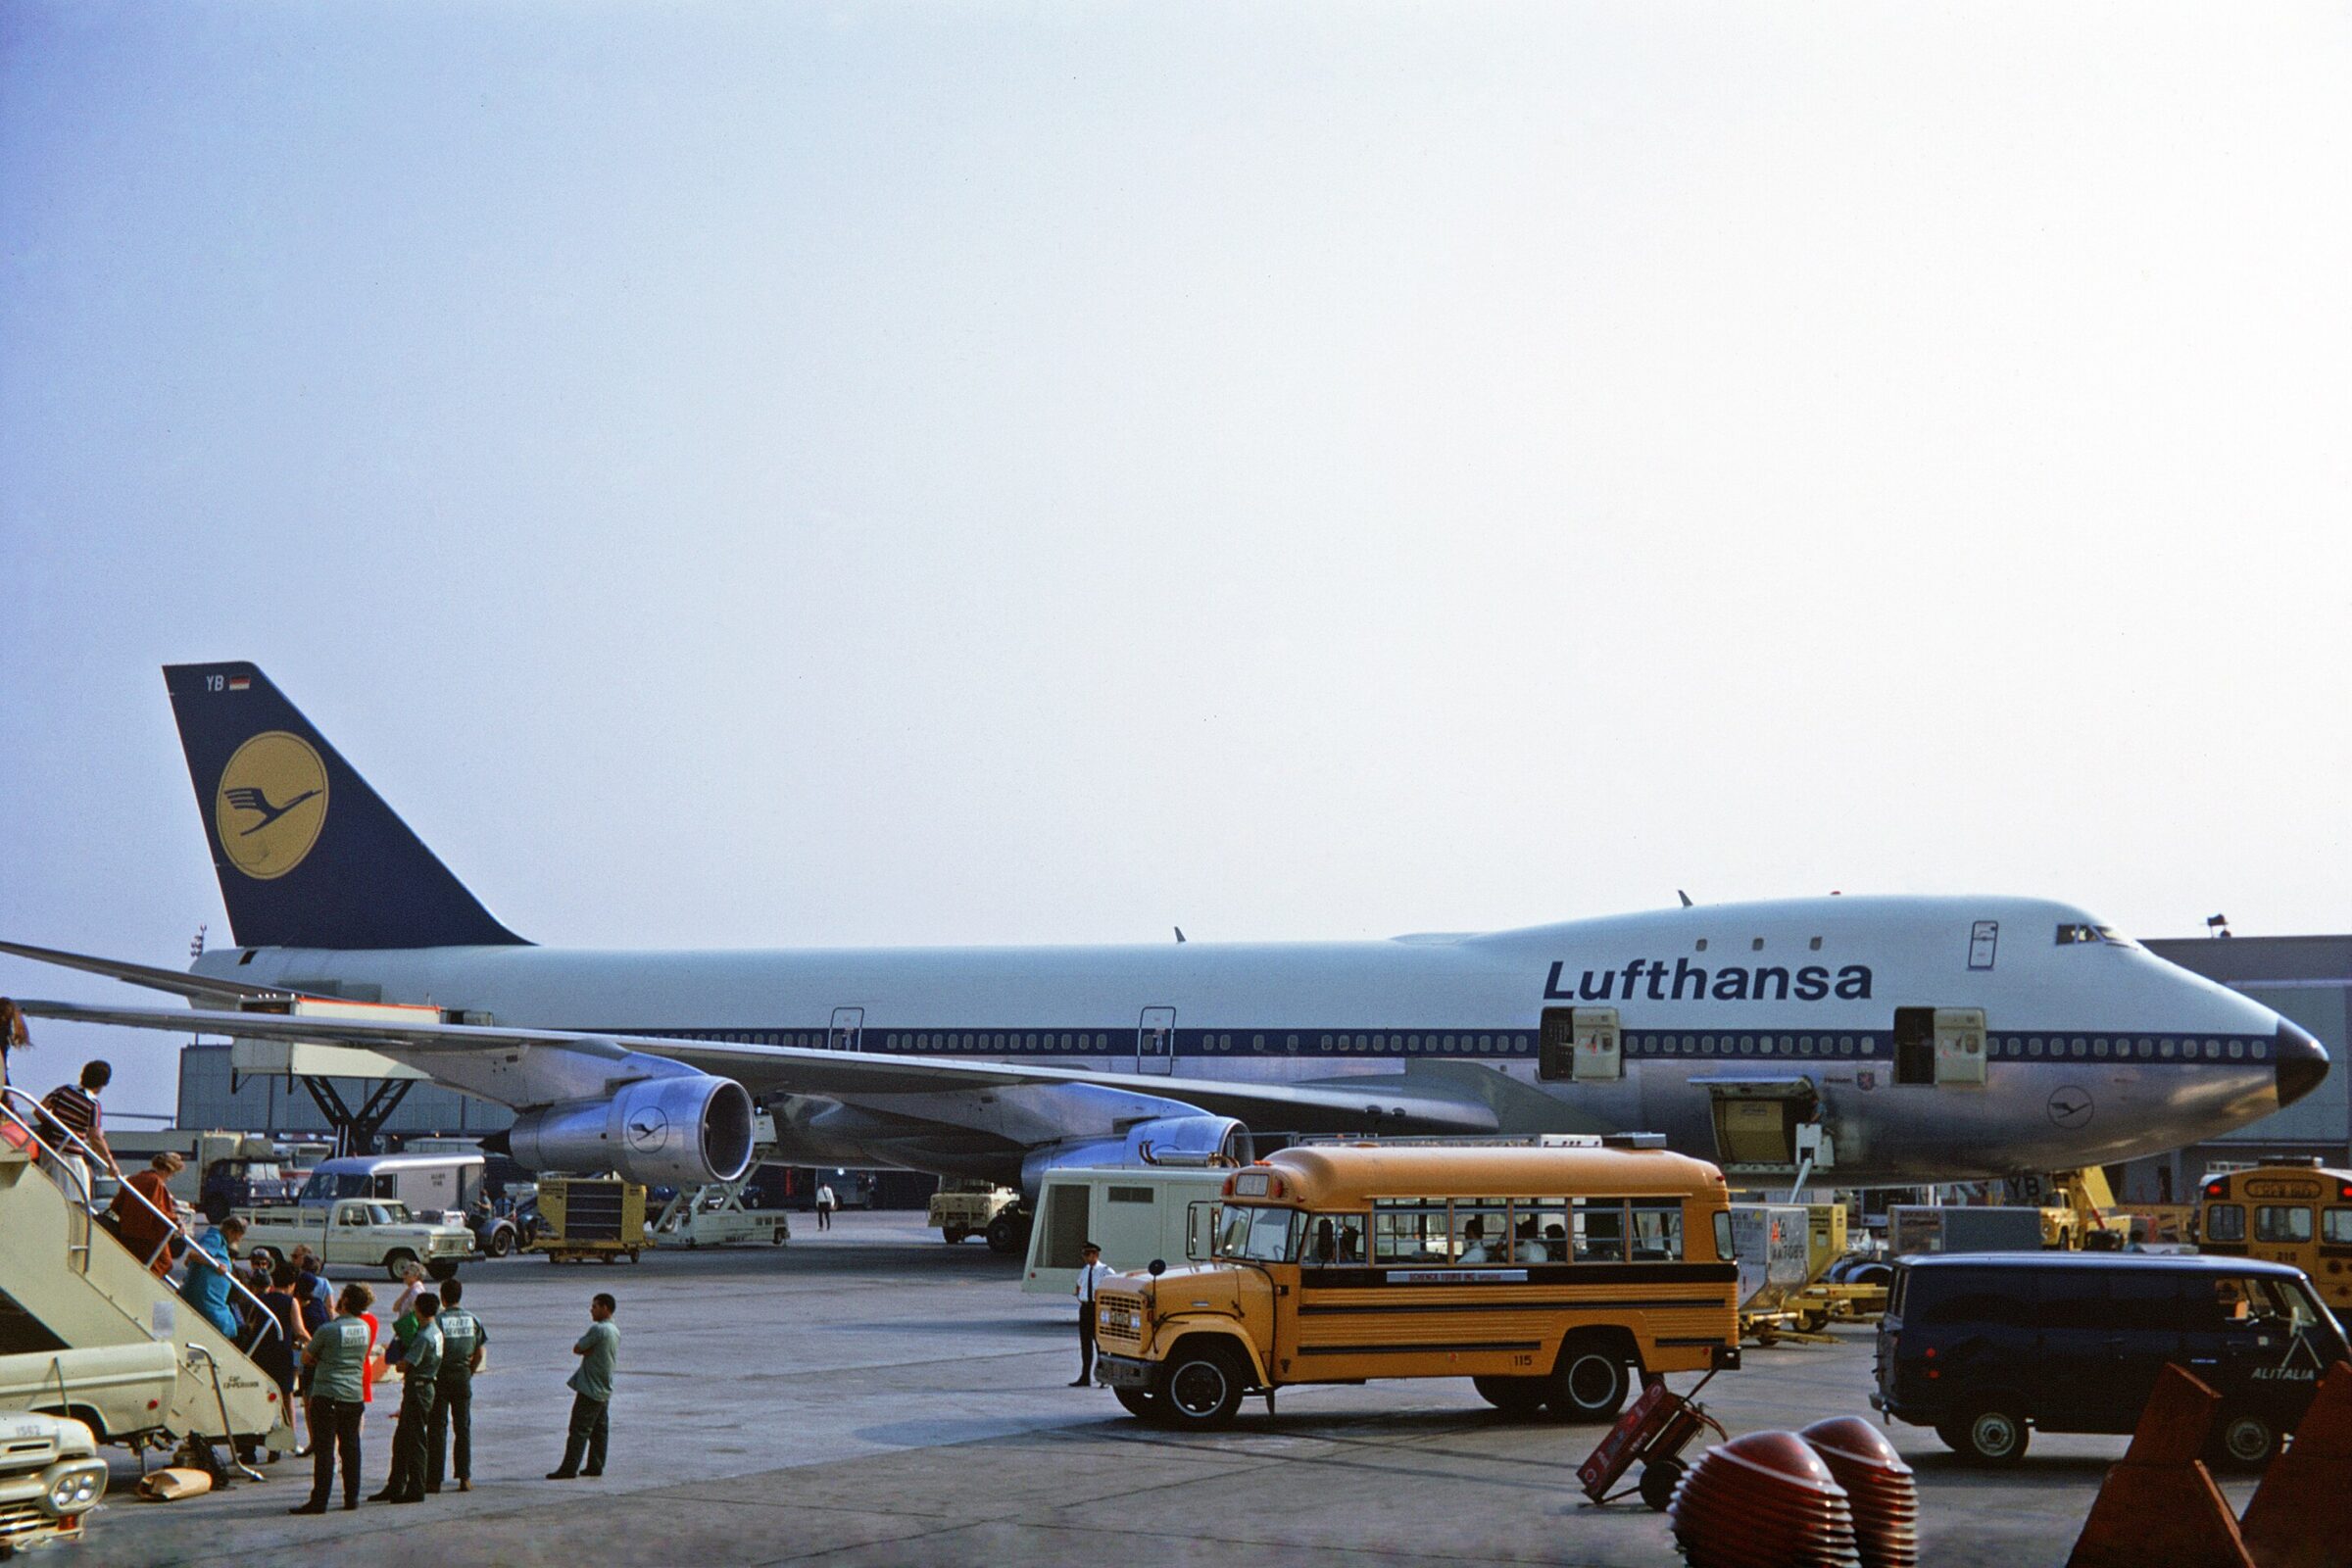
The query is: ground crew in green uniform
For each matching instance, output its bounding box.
[374,1293,443,1503]
[547,1293,617,1480]
[288,1283,375,1514]
[426,1278,485,1494]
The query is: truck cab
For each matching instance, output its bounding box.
[0,1410,108,1556]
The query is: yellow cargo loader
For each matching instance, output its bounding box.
[529,1177,649,1264]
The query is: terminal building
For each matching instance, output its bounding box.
[169,930,2352,1200]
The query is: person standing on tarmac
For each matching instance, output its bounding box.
[548,1293,618,1480]
[814,1181,836,1232]
[289,1283,375,1514]
[1070,1243,1113,1388]
[425,1278,486,1494]
[374,1294,442,1504]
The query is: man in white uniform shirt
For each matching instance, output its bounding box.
[1070,1242,1114,1388]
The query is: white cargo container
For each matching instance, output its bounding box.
[1726,1201,1812,1313]
[1020,1168,1232,1298]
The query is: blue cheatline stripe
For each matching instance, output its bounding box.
[612,1024,2274,1067]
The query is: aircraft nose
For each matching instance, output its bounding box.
[2274,1019,2329,1108]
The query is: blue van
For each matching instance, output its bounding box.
[1874,1252,2349,1468]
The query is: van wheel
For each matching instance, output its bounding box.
[1472,1376,1549,1416]
[1546,1335,1633,1423]
[2207,1409,2280,1472]
[1113,1387,1164,1421]
[1948,1399,2031,1465]
[1157,1345,1246,1429]
[383,1249,418,1282]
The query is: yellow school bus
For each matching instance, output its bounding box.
[1093,1143,1740,1429]
[2200,1161,2352,1310]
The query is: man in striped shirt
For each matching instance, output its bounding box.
[39,1060,118,1194]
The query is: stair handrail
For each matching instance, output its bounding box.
[0,1088,283,1351]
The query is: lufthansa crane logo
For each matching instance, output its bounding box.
[214,732,329,881]
[625,1109,669,1152]
[2045,1086,2094,1129]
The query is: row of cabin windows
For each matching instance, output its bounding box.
[693,1031,1541,1054]
[1616,1033,2265,1061]
[1323,1197,1685,1267]
[2205,1203,2352,1246]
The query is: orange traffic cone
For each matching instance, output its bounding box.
[2066,1364,2253,1568]
[2239,1360,2352,1568]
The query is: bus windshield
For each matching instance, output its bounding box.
[1217,1204,1300,1262]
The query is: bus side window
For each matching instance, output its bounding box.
[1454,1200,1508,1264]
[2206,1203,2245,1243]
[1373,1200,1448,1264]
[1513,1198,1569,1262]
[1302,1213,1365,1266]
[1630,1199,1683,1261]
[1574,1199,1628,1263]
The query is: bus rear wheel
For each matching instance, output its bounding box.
[1546,1335,1632,1423]
[1157,1345,1246,1429]
[1472,1375,1549,1416]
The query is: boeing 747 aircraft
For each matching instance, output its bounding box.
[4,663,2326,1241]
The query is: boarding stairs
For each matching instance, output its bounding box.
[0,1090,294,1454]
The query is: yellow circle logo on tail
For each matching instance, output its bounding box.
[215,732,329,880]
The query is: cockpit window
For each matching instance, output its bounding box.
[2056,923,2136,950]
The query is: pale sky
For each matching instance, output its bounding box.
[5,3,2350,1118]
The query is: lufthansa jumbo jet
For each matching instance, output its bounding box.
[4,662,2327,1234]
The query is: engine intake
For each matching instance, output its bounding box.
[508,1074,756,1187]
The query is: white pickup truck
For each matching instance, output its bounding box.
[0,1410,108,1557]
[235,1199,476,1282]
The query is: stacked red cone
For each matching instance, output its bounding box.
[1669,1430,1863,1568]
[1801,1418,1920,1568]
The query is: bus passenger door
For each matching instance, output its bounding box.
[1137,1007,1176,1075]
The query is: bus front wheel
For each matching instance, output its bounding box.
[1546,1335,1632,1423]
[1157,1345,1246,1429]
[1113,1386,1164,1421]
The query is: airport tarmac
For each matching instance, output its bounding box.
[90,1211,2245,1568]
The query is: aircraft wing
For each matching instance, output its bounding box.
[11,998,1501,1135]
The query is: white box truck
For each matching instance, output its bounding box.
[1021,1168,1231,1298]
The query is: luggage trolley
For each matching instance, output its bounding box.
[1575,1370,1728,1512]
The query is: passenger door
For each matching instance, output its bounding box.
[829,1007,863,1052]
[1137,1007,1176,1075]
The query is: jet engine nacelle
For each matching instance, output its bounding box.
[507,1073,756,1188]
[1020,1114,1253,1196]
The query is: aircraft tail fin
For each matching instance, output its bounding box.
[163,662,528,950]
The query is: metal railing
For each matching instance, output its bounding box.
[0,1087,283,1351]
